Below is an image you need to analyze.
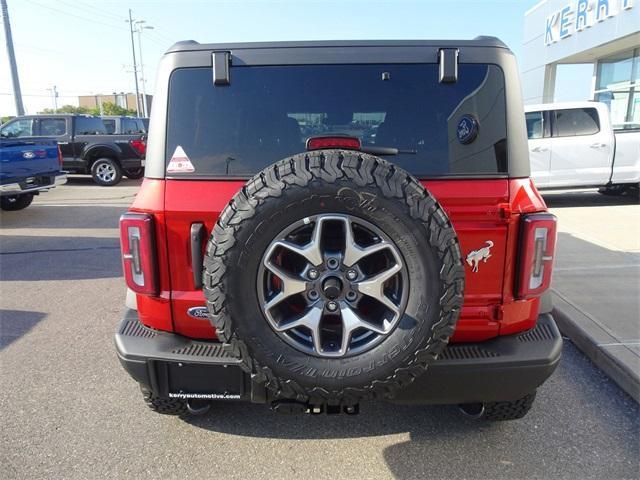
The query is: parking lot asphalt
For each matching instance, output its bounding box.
[545,190,640,402]
[1,179,639,480]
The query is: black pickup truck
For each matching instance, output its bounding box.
[101,116,148,135]
[0,115,146,186]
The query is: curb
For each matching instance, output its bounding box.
[552,291,640,403]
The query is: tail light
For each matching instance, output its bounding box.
[306,136,361,151]
[57,145,63,167]
[130,139,146,157]
[120,212,158,295]
[516,213,557,299]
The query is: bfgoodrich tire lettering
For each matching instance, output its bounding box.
[203,150,465,403]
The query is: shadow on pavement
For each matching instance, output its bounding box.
[381,343,639,479]
[182,343,639,479]
[0,235,122,281]
[64,175,143,187]
[542,189,639,208]
[0,309,47,349]
[0,206,127,229]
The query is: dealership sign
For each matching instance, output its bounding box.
[545,0,634,45]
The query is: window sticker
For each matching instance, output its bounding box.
[167,145,195,173]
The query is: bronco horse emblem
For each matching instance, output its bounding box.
[466,241,494,273]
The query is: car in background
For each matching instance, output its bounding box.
[525,101,639,196]
[101,116,147,135]
[0,135,67,210]
[0,114,146,186]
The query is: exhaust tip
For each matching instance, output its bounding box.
[458,403,485,419]
[186,399,211,416]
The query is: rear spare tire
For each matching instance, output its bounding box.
[203,151,465,403]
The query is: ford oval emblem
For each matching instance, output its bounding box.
[456,115,479,145]
[187,306,209,320]
[22,151,36,159]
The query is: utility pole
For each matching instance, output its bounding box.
[47,85,58,112]
[2,0,25,116]
[126,9,141,116]
[134,20,154,117]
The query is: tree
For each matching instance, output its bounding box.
[38,102,137,116]
[88,101,137,116]
[39,105,90,114]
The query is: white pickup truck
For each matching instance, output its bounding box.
[525,101,639,196]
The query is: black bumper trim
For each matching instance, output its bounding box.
[115,310,562,405]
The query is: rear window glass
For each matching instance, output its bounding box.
[102,119,116,134]
[166,64,508,177]
[554,108,600,137]
[122,118,143,134]
[75,117,107,135]
[39,118,66,136]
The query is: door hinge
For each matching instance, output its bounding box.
[212,51,231,86]
[438,48,459,83]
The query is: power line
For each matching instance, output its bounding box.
[69,0,177,45]
[70,0,127,21]
[23,0,129,32]
[57,0,127,24]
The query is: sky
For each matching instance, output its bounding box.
[0,0,591,116]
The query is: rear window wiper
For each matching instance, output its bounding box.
[361,146,417,156]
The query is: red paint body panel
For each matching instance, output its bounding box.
[128,177,548,342]
[129,179,174,332]
[164,181,244,338]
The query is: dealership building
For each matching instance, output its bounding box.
[522,0,639,128]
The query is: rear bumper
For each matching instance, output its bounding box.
[115,310,562,405]
[0,173,67,196]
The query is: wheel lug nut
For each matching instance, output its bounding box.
[326,301,338,311]
[308,269,319,280]
[327,258,339,270]
[346,291,357,301]
[308,290,319,300]
[346,269,357,280]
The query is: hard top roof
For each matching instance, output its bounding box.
[166,37,508,54]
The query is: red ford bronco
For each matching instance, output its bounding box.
[115,38,562,421]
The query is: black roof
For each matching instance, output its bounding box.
[166,37,508,54]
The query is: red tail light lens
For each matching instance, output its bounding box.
[516,213,557,299]
[130,139,146,156]
[120,212,158,295]
[306,136,361,151]
[57,145,63,167]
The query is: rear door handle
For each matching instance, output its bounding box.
[190,223,206,289]
[530,146,548,152]
[590,143,607,148]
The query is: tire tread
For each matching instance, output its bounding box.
[203,150,465,403]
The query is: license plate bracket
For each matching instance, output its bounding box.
[165,362,244,400]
